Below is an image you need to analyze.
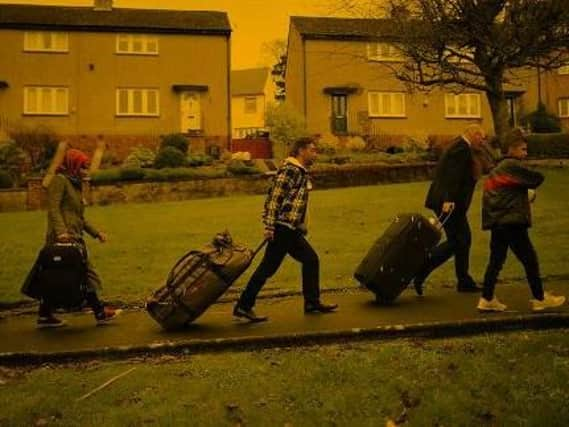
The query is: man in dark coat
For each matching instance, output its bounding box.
[477,129,565,312]
[414,124,488,294]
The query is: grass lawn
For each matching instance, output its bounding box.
[1,330,569,426]
[1,169,569,305]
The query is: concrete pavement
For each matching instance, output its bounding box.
[0,280,568,365]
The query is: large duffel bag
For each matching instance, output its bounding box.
[146,232,265,330]
[21,242,88,309]
[354,213,443,303]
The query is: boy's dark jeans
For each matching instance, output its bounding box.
[39,292,104,318]
[482,224,544,301]
[237,224,320,310]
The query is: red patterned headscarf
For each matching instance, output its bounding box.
[57,149,90,178]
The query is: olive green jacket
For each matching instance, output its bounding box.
[46,174,100,244]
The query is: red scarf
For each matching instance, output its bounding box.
[57,149,90,178]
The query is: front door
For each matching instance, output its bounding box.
[506,96,517,127]
[331,94,347,134]
[180,92,201,133]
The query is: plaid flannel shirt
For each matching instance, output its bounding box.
[263,158,310,231]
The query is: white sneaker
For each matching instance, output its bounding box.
[531,292,566,311]
[477,297,507,312]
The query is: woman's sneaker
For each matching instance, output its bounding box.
[95,307,122,325]
[37,316,67,329]
[531,292,566,311]
[477,297,507,312]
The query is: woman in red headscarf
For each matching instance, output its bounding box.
[24,149,120,328]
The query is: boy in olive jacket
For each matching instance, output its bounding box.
[477,130,566,312]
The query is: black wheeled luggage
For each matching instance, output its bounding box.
[354,213,442,303]
[21,242,88,309]
[146,232,265,330]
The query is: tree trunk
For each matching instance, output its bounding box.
[485,76,510,151]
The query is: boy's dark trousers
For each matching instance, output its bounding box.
[482,224,544,301]
[237,224,320,310]
[39,292,104,318]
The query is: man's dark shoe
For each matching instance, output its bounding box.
[304,302,338,314]
[233,305,268,322]
[37,315,67,329]
[457,283,482,293]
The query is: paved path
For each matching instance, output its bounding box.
[1,281,568,361]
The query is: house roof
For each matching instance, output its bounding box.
[231,68,270,96]
[0,4,231,35]
[290,16,399,41]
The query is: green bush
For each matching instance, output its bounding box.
[526,133,569,158]
[123,146,156,169]
[187,154,213,167]
[154,147,187,169]
[227,160,261,175]
[0,142,27,185]
[160,134,189,154]
[0,169,13,189]
[522,103,562,133]
[8,124,58,173]
[119,168,145,181]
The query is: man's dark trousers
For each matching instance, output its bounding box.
[420,211,474,286]
[482,225,544,301]
[237,224,320,310]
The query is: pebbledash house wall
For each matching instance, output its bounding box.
[0,15,231,155]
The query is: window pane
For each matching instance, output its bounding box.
[132,36,143,52]
[146,38,158,53]
[117,35,129,52]
[458,95,468,115]
[147,90,158,114]
[41,88,52,112]
[469,94,480,116]
[118,90,129,114]
[369,93,378,115]
[133,90,143,113]
[382,94,392,114]
[55,89,67,113]
[393,94,404,115]
[43,33,52,50]
[27,88,37,113]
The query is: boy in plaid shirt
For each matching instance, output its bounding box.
[234,137,338,322]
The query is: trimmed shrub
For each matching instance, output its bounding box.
[526,133,569,158]
[346,136,366,152]
[123,146,156,169]
[154,146,186,169]
[187,154,214,167]
[231,152,252,161]
[160,134,189,154]
[265,102,309,159]
[227,160,260,175]
[522,103,562,134]
[0,169,13,189]
[316,133,340,155]
[119,168,145,181]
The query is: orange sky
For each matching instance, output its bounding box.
[0,0,341,69]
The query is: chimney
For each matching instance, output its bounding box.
[93,0,113,11]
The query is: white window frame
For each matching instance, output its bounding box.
[559,98,569,118]
[442,46,475,64]
[445,93,482,119]
[558,65,569,75]
[116,88,160,117]
[244,96,257,114]
[116,34,159,55]
[368,91,406,118]
[24,31,69,53]
[366,43,403,62]
[23,86,69,116]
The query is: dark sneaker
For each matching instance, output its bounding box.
[233,306,268,322]
[95,307,122,326]
[304,302,338,314]
[37,316,67,329]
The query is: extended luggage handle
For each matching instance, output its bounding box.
[252,239,269,258]
[436,205,455,229]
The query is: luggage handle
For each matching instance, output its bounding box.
[437,205,455,229]
[252,239,269,258]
